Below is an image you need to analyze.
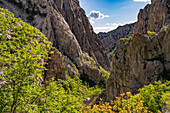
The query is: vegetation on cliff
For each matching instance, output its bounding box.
[0,6,170,113]
[0,8,101,112]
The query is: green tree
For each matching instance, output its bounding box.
[0,8,101,112]
[0,8,50,112]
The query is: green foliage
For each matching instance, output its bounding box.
[139,81,170,112]
[81,51,110,81]
[81,81,170,113]
[82,51,110,80]
[81,58,97,69]
[33,77,101,113]
[0,8,51,112]
[99,66,110,80]
[81,52,97,69]
[0,8,101,112]
[162,91,170,109]
[147,30,156,35]
[119,35,133,44]
[59,75,101,101]
[81,92,158,113]
[82,51,89,58]
[161,25,168,31]
[109,48,117,62]
[119,38,129,43]
[128,35,133,40]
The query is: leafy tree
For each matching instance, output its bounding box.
[0,8,101,112]
[0,8,51,112]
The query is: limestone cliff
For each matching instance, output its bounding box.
[0,0,110,84]
[133,0,170,34]
[98,23,135,54]
[106,25,170,101]
[106,0,170,101]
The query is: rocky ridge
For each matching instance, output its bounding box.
[106,0,170,101]
[0,0,110,85]
[97,23,135,55]
[133,0,170,34]
[106,25,170,101]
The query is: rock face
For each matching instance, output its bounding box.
[0,0,110,84]
[133,0,170,34]
[56,0,110,70]
[106,26,170,101]
[98,23,135,54]
[106,0,170,101]
[44,49,67,81]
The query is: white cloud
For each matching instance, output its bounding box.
[133,0,150,2]
[106,23,124,27]
[89,19,94,24]
[88,11,109,24]
[89,11,109,19]
[94,26,118,33]
[94,20,136,33]
[104,15,109,18]
[106,20,136,27]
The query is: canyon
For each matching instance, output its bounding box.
[0,0,170,105]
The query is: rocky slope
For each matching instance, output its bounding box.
[106,0,170,101]
[106,25,170,101]
[133,0,170,34]
[0,0,110,84]
[98,23,135,54]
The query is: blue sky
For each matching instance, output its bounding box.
[79,0,151,33]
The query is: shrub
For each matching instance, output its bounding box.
[147,30,156,35]
[119,38,129,43]
[99,66,110,80]
[36,76,101,112]
[139,81,170,112]
[80,92,157,113]
[81,81,170,113]
[119,35,133,44]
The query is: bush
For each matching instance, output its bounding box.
[139,81,170,112]
[119,35,133,44]
[147,30,156,35]
[119,38,129,43]
[80,92,157,113]
[35,77,101,112]
[81,81,170,113]
[99,66,110,80]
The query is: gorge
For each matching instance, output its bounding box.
[0,0,170,112]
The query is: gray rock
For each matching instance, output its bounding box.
[106,25,170,101]
[0,0,110,84]
[98,23,135,60]
[133,0,170,34]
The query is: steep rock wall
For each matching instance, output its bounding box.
[106,0,170,101]
[133,0,170,34]
[106,26,170,101]
[0,0,110,84]
[98,23,135,54]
